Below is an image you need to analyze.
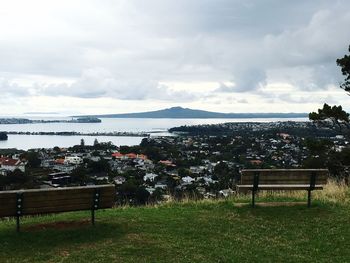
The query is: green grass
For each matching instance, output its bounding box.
[1,186,350,262]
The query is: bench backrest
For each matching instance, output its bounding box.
[240,169,328,185]
[0,185,115,218]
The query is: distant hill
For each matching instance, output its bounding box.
[75,106,308,119]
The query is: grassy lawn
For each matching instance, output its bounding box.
[0,185,349,262]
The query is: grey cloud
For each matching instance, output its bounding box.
[0,78,32,97]
[0,0,349,104]
[38,68,196,101]
[215,68,267,93]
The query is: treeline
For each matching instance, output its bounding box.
[169,123,338,138]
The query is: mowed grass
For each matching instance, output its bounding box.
[0,182,349,263]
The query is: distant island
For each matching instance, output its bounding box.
[75,106,308,119]
[0,117,102,125]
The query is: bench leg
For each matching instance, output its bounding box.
[16,215,20,232]
[307,190,311,208]
[91,209,95,226]
[252,190,256,208]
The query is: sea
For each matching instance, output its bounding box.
[0,117,308,150]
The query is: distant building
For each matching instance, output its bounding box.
[0,157,26,173]
[143,173,158,182]
[159,160,176,167]
[182,176,195,184]
[64,156,83,165]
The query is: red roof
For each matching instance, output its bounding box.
[0,157,20,166]
[55,158,65,165]
[112,152,148,160]
[112,152,124,158]
[250,160,263,165]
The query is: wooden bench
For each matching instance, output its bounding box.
[0,185,115,231]
[237,169,328,207]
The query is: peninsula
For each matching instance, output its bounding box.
[0,117,102,125]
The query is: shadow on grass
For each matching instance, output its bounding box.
[232,201,335,221]
[0,218,126,259]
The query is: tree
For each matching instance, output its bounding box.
[308,46,350,182]
[309,103,349,133]
[53,146,60,152]
[80,138,85,147]
[0,132,8,141]
[213,162,234,189]
[71,167,89,185]
[336,45,350,94]
[309,46,350,135]
[135,186,150,205]
[21,151,41,168]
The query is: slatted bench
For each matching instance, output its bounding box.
[0,185,115,231]
[237,169,328,207]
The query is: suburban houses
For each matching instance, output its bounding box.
[0,121,349,203]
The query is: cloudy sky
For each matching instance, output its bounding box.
[0,0,350,115]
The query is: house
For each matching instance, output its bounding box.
[182,176,195,184]
[137,154,148,160]
[250,160,263,165]
[114,176,126,185]
[143,173,159,182]
[219,189,234,197]
[112,152,148,160]
[154,182,167,189]
[55,158,65,165]
[41,159,56,169]
[145,187,156,194]
[159,160,176,167]
[0,157,26,172]
[111,152,124,159]
[64,156,83,165]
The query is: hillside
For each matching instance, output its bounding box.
[0,183,349,262]
[75,106,308,119]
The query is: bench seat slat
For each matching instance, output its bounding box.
[237,184,324,190]
[241,180,327,185]
[0,200,113,217]
[23,197,114,209]
[23,203,113,215]
[239,169,329,186]
[22,192,114,203]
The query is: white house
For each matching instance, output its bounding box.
[143,173,159,182]
[182,176,195,184]
[64,156,83,165]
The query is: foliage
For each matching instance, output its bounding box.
[309,103,349,133]
[21,151,41,168]
[213,161,236,189]
[304,138,333,156]
[87,158,110,174]
[0,170,35,190]
[336,44,350,94]
[70,167,90,185]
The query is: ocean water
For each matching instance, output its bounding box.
[0,117,308,150]
[0,134,144,150]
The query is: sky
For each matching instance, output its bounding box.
[0,0,350,116]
